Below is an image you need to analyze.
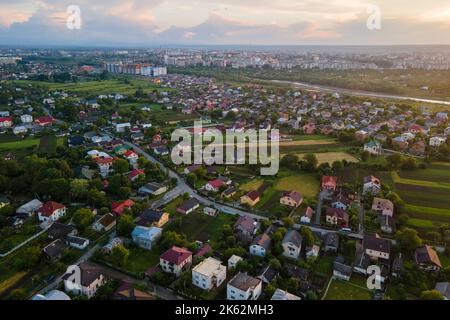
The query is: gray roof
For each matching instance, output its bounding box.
[228,272,261,291]
[324,232,339,248]
[282,230,302,248]
[435,282,450,299]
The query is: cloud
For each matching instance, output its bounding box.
[0,0,449,45]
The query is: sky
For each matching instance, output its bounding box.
[0,0,450,46]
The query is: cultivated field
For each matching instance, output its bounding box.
[283,152,359,165]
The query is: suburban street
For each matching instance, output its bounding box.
[122,137,364,240]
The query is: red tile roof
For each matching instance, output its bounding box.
[207,178,224,189]
[322,176,337,187]
[128,169,144,180]
[39,201,65,217]
[111,199,135,216]
[160,246,192,265]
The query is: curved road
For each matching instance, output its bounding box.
[266,79,450,106]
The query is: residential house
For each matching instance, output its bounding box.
[303,122,316,134]
[138,182,168,196]
[429,136,447,147]
[128,169,145,182]
[0,117,13,127]
[363,175,381,195]
[321,176,337,192]
[363,233,391,262]
[160,246,193,277]
[364,140,382,155]
[47,222,77,240]
[20,114,33,123]
[131,226,162,250]
[136,209,169,228]
[228,255,243,269]
[409,140,426,156]
[300,207,314,224]
[0,195,9,209]
[326,208,349,228]
[271,289,301,300]
[35,116,53,127]
[414,245,442,272]
[192,257,226,291]
[37,201,66,222]
[176,198,200,215]
[66,235,90,250]
[355,130,368,142]
[323,232,339,253]
[43,239,66,260]
[114,281,154,300]
[372,198,394,217]
[306,245,320,260]
[227,272,262,301]
[240,190,260,207]
[92,213,117,232]
[204,179,225,192]
[280,190,303,207]
[333,256,352,281]
[111,199,135,216]
[63,263,107,298]
[282,230,302,260]
[32,290,71,301]
[221,186,237,198]
[203,207,218,217]
[234,215,260,241]
[249,233,271,257]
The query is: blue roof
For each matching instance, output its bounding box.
[132,226,162,240]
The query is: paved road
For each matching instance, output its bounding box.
[266,79,450,106]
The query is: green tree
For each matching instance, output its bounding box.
[395,228,422,253]
[116,214,136,237]
[303,153,318,172]
[70,179,89,199]
[113,158,130,174]
[111,245,130,267]
[420,290,444,300]
[72,208,94,231]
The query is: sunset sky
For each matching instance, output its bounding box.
[1,0,450,46]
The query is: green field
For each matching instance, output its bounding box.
[37,136,57,154]
[120,102,198,123]
[17,79,168,96]
[166,211,235,245]
[0,138,40,151]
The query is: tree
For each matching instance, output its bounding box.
[116,214,135,237]
[300,226,315,247]
[88,189,108,208]
[111,245,130,267]
[14,246,41,270]
[113,158,130,174]
[395,228,422,253]
[8,288,27,300]
[269,258,281,270]
[280,154,299,171]
[303,153,318,172]
[70,179,89,199]
[420,290,444,300]
[282,217,294,228]
[72,208,94,231]
[387,153,403,170]
[186,173,197,186]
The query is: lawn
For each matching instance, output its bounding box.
[324,278,372,300]
[405,205,450,223]
[0,137,40,151]
[166,211,235,245]
[274,173,320,199]
[100,246,161,275]
[397,163,450,186]
[239,179,264,192]
[314,256,334,277]
[17,78,168,96]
